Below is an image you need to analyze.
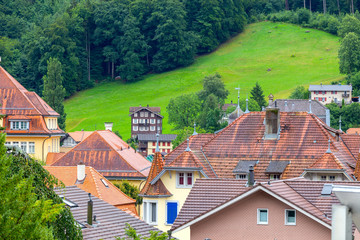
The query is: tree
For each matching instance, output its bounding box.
[289,86,309,99]
[167,93,201,130]
[42,58,67,130]
[172,126,206,148]
[116,223,168,240]
[198,73,229,104]
[338,32,360,74]
[250,82,267,108]
[114,181,142,206]
[197,94,226,132]
[348,71,360,96]
[337,15,360,37]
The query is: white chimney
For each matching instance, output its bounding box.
[77,162,85,181]
[104,122,113,131]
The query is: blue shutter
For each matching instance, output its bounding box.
[167,202,178,224]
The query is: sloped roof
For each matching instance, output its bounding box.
[167,150,202,169]
[309,84,352,91]
[233,160,258,173]
[68,131,94,142]
[307,152,343,170]
[269,99,327,116]
[341,134,360,158]
[171,178,360,232]
[55,186,164,240]
[129,106,163,118]
[138,134,177,142]
[265,160,290,173]
[51,131,151,179]
[139,152,172,197]
[46,152,66,165]
[44,166,136,212]
[347,128,360,135]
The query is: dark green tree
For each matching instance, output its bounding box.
[198,73,229,104]
[250,82,267,108]
[167,93,201,130]
[338,15,360,37]
[348,71,360,96]
[114,180,142,206]
[197,93,226,132]
[116,223,168,240]
[289,86,309,99]
[42,58,67,131]
[172,126,207,148]
[338,32,360,74]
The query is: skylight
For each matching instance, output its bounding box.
[59,195,78,208]
[100,178,109,188]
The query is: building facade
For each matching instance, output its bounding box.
[309,84,352,105]
[0,66,64,161]
[129,105,163,138]
[138,134,177,156]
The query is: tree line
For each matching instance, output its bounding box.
[0,0,246,98]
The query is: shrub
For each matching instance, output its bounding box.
[297,8,311,25]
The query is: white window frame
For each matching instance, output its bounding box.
[270,174,280,180]
[150,119,155,124]
[176,172,193,188]
[144,112,148,117]
[10,121,29,130]
[285,209,296,225]
[236,174,247,179]
[20,142,27,152]
[134,113,138,117]
[150,126,155,131]
[329,175,336,181]
[140,112,144,117]
[133,126,138,131]
[257,208,268,225]
[151,113,154,117]
[29,142,35,154]
[165,201,179,225]
[143,200,158,225]
[133,119,138,124]
[157,119,161,124]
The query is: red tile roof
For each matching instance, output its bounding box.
[51,131,151,179]
[347,128,360,135]
[307,152,343,170]
[171,178,360,231]
[139,152,172,197]
[44,166,137,214]
[167,150,202,169]
[68,131,93,142]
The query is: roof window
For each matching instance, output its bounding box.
[100,178,109,188]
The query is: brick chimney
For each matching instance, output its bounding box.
[77,161,85,182]
[104,122,113,131]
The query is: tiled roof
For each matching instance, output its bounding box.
[307,152,343,170]
[309,84,352,91]
[341,134,360,158]
[138,134,177,142]
[265,160,290,173]
[129,106,163,118]
[55,186,163,240]
[269,99,327,116]
[44,166,136,214]
[46,152,66,165]
[51,131,151,179]
[346,128,360,135]
[68,131,94,142]
[139,152,172,197]
[167,150,202,169]
[233,160,258,173]
[171,178,360,231]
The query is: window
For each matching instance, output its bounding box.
[236,174,247,179]
[162,142,166,146]
[10,121,29,130]
[329,175,336,181]
[177,172,193,188]
[144,112,148,117]
[133,126,138,131]
[315,91,319,94]
[151,113,154,117]
[150,119,155,124]
[157,126,161,131]
[134,113,138,117]
[100,178,109,188]
[29,142,35,154]
[150,126,155,131]
[12,142,19,147]
[320,175,326,180]
[59,195,78,208]
[257,209,268,224]
[143,201,157,225]
[133,119,138,124]
[285,210,296,225]
[166,202,178,224]
[20,142,27,152]
[167,142,170,146]
[167,149,170,153]
[152,149,155,153]
[270,174,280,180]
[152,142,156,146]
[324,91,326,94]
[140,112,144,117]
[157,119,161,124]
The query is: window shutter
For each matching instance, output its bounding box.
[167,202,178,224]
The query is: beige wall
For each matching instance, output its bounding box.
[5,136,60,162]
[147,141,172,155]
[191,191,331,240]
[44,117,58,130]
[311,91,352,105]
[303,172,349,181]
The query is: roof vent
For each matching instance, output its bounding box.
[339,116,342,132]
[245,94,250,114]
[321,184,333,195]
[185,138,191,152]
[192,122,198,136]
[326,139,331,153]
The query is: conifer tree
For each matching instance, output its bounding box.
[42,58,67,130]
[250,82,267,108]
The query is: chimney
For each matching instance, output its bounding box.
[87,193,93,225]
[248,165,254,187]
[104,122,113,131]
[77,161,85,181]
[264,106,280,139]
[284,100,288,112]
[268,94,274,105]
[308,99,312,114]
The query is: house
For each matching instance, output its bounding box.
[129,105,163,138]
[137,133,177,156]
[309,84,352,105]
[60,130,93,152]
[44,163,137,215]
[0,66,64,161]
[347,128,360,135]
[170,177,360,240]
[268,98,330,126]
[55,186,165,240]
[49,130,151,187]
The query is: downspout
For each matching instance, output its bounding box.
[42,134,51,163]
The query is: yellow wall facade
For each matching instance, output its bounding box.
[44,117,58,130]
[5,136,60,162]
[147,141,173,155]
[141,170,204,239]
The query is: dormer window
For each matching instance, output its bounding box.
[10,121,29,130]
[177,172,193,188]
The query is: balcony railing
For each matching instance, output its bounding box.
[342,93,350,98]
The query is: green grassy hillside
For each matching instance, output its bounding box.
[65,21,343,139]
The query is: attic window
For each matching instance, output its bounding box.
[100,178,109,188]
[59,195,78,208]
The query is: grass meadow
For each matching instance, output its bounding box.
[65,21,343,139]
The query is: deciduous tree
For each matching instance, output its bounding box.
[339,32,360,74]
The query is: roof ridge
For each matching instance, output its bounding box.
[89,167,102,200]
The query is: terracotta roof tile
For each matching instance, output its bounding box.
[346,128,360,135]
[51,131,151,179]
[139,152,172,197]
[46,152,66,165]
[307,152,343,170]
[44,166,137,214]
[68,131,94,142]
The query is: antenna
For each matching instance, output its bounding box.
[235,86,242,117]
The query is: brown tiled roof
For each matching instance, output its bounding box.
[200,112,355,180]
[139,152,172,197]
[55,186,164,239]
[44,166,137,214]
[68,131,94,142]
[129,106,163,118]
[46,152,66,165]
[167,150,202,169]
[347,128,360,135]
[307,152,343,170]
[341,134,360,158]
[171,178,360,231]
[51,131,151,179]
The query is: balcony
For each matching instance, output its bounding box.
[342,93,350,98]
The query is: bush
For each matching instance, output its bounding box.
[297,8,311,25]
[327,17,340,34]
